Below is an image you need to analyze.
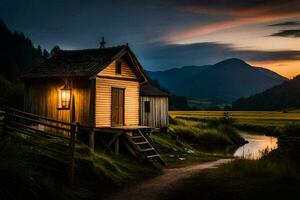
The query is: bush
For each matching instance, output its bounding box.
[0,76,24,109]
[282,123,300,137]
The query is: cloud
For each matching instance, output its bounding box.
[163,0,300,43]
[269,21,300,27]
[140,42,300,70]
[269,30,300,38]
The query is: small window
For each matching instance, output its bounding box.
[144,101,150,113]
[116,61,122,74]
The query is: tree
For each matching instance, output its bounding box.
[0,20,43,80]
[43,49,50,59]
[37,45,43,57]
[50,45,61,55]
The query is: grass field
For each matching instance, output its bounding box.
[170,111,300,131]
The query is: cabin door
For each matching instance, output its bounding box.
[111,88,124,126]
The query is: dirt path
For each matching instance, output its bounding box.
[107,159,232,200]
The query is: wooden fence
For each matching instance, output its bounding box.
[0,110,4,130]
[1,107,77,182]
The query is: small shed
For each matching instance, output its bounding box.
[140,83,169,129]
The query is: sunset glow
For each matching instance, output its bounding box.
[250,60,300,79]
[2,0,300,77]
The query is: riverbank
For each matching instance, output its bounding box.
[148,116,246,167]
[160,139,300,200]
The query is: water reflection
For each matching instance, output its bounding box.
[234,133,278,159]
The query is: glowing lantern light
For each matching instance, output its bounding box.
[59,83,71,109]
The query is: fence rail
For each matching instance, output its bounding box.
[1,107,77,182]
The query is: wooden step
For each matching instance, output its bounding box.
[130,136,144,139]
[146,154,160,159]
[134,141,148,145]
[140,147,155,152]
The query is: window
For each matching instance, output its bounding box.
[144,101,150,113]
[116,61,122,74]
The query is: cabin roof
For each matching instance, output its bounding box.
[20,45,147,82]
[140,83,169,97]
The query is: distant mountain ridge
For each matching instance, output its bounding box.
[232,75,300,110]
[147,58,288,102]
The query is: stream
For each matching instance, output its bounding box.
[234,132,278,159]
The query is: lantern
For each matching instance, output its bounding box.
[58,83,71,109]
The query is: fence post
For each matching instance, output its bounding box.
[69,122,76,183]
[0,111,4,138]
[89,128,95,152]
[2,108,9,138]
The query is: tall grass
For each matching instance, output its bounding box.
[282,122,300,137]
[0,136,154,200]
[0,137,91,200]
[169,117,246,149]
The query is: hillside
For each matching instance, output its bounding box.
[146,65,211,88]
[0,20,47,108]
[254,67,287,81]
[147,59,287,102]
[232,75,300,110]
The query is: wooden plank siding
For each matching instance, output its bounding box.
[95,77,140,127]
[24,79,91,126]
[140,96,168,128]
[98,59,137,79]
[95,58,140,127]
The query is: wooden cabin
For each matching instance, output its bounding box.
[20,45,169,160]
[21,45,148,128]
[140,83,169,130]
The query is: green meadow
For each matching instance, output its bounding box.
[170,110,300,135]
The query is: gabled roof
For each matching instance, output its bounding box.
[140,83,169,97]
[20,45,147,82]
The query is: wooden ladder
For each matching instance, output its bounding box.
[124,129,165,167]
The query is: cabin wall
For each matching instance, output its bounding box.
[95,77,140,127]
[24,79,91,126]
[140,96,169,128]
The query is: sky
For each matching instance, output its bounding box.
[1,0,300,78]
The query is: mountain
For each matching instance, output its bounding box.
[147,58,288,102]
[0,20,44,81]
[254,67,287,81]
[232,75,300,110]
[146,65,210,89]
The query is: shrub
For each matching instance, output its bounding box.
[282,123,300,137]
[0,76,24,109]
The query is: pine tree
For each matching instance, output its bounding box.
[50,45,61,55]
[37,45,43,57]
[43,49,50,59]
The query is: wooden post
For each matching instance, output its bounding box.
[69,93,76,183]
[69,122,76,183]
[115,137,119,155]
[2,108,9,138]
[89,129,95,152]
[88,79,96,152]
